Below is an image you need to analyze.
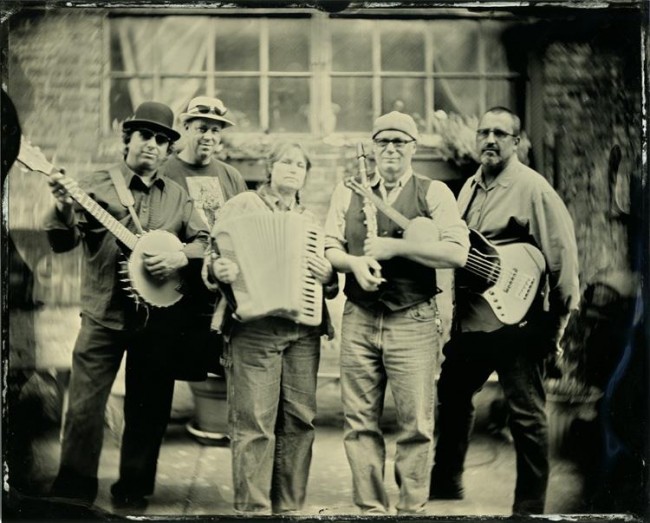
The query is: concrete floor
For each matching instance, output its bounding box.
[5,369,592,522]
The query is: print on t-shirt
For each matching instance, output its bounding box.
[186,177,226,228]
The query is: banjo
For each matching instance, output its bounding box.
[344,176,545,325]
[16,139,184,308]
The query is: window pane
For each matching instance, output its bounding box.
[110,18,157,73]
[485,79,516,109]
[383,78,425,122]
[381,22,424,72]
[109,78,154,125]
[215,19,260,71]
[434,79,481,116]
[269,78,310,132]
[431,20,479,73]
[215,77,260,131]
[331,20,372,72]
[160,78,207,119]
[159,17,209,74]
[269,20,310,72]
[331,77,373,132]
[483,21,511,72]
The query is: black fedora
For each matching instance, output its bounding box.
[122,101,181,142]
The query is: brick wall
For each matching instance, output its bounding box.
[5,8,644,370]
[541,32,643,288]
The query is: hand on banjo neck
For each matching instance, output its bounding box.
[18,138,186,308]
[343,175,440,260]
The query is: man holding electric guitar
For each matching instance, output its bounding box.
[430,107,580,515]
[43,101,210,509]
[324,111,469,514]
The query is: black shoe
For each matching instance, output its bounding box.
[110,482,149,511]
[429,483,464,500]
[110,494,148,511]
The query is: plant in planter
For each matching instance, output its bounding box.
[545,314,603,458]
[426,110,481,171]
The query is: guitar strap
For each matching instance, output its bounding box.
[108,166,145,235]
[460,179,479,221]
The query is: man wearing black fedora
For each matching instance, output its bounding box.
[45,101,210,509]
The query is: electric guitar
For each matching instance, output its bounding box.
[344,177,546,325]
[16,139,185,308]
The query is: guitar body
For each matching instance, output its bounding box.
[125,229,185,308]
[458,229,546,325]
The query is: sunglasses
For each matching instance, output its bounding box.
[476,128,517,140]
[373,138,414,150]
[193,104,228,117]
[137,128,171,146]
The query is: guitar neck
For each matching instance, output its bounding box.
[464,251,499,278]
[65,181,139,251]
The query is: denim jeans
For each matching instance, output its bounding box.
[50,315,175,503]
[340,299,441,514]
[432,324,548,514]
[225,316,321,514]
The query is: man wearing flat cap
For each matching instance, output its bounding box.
[324,111,469,514]
[160,96,247,378]
[45,101,210,509]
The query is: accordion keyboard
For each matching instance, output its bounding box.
[213,211,324,327]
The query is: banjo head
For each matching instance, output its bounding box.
[127,229,185,308]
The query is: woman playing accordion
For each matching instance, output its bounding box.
[202,142,337,515]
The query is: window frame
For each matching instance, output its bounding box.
[102,10,524,139]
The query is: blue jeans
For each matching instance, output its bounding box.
[432,324,549,514]
[50,315,175,503]
[340,299,441,514]
[225,316,321,514]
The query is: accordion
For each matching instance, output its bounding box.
[212,211,324,326]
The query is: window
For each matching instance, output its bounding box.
[107,14,522,135]
[109,15,312,132]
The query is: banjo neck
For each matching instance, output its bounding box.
[61,182,139,251]
[16,139,139,250]
[344,177,411,230]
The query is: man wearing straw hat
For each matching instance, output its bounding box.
[160,96,247,379]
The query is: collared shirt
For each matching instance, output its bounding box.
[44,161,210,330]
[325,167,469,252]
[457,155,580,332]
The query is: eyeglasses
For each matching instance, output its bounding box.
[193,103,228,117]
[373,138,415,150]
[476,128,517,140]
[137,128,171,146]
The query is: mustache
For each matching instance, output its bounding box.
[481,146,500,153]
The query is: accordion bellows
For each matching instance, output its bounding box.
[213,211,324,326]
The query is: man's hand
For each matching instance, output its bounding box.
[47,170,75,216]
[363,237,400,261]
[211,257,240,284]
[143,250,188,280]
[202,251,220,291]
[307,254,334,284]
[349,256,385,292]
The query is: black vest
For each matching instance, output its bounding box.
[343,174,439,311]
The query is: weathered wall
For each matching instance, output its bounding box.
[4,8,645,372]
[540,17,643,288]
